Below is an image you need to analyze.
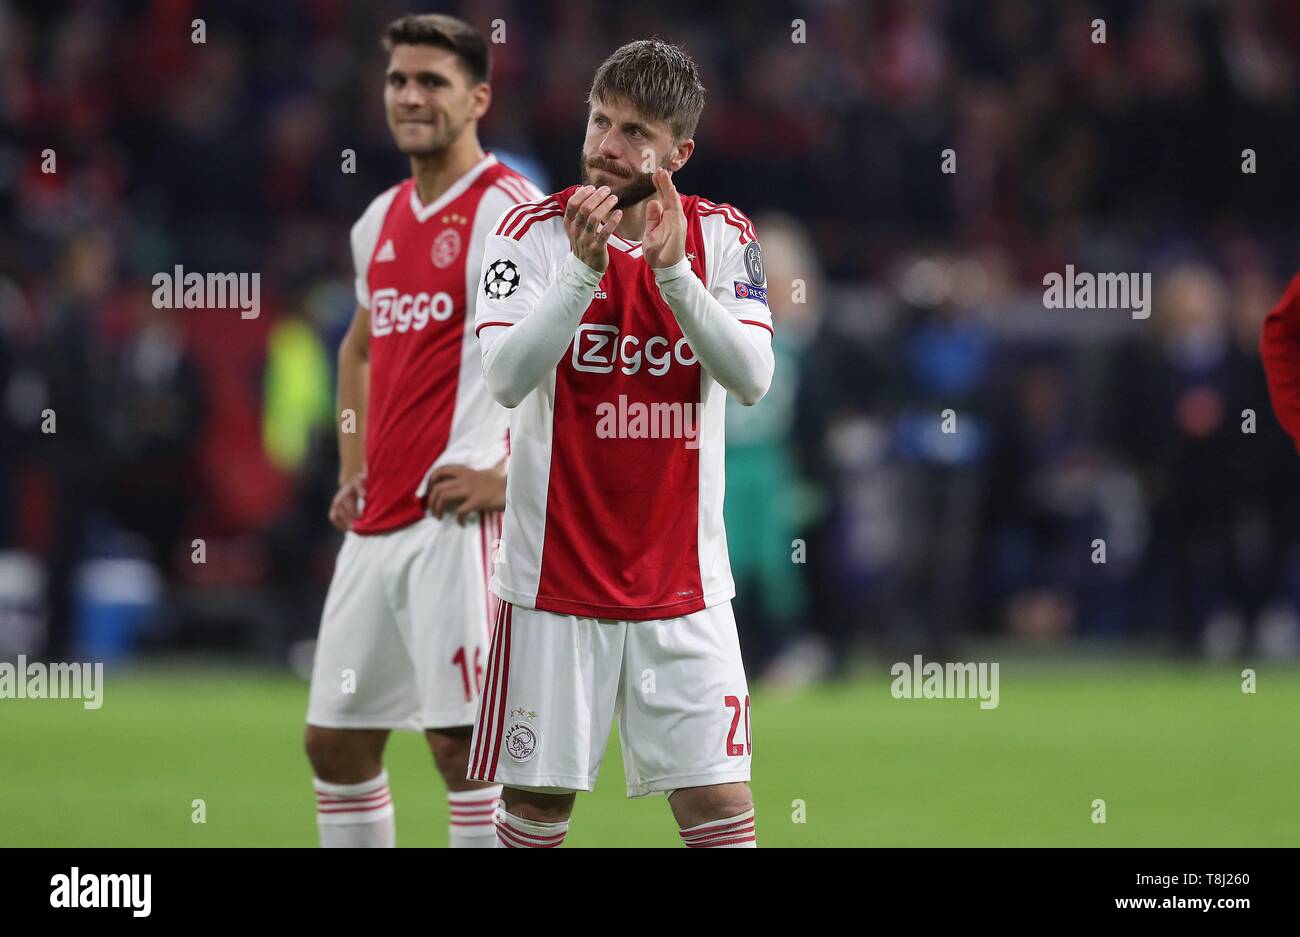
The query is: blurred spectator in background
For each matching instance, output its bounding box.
[104,297,205,574]
[884,257,996,656]
[31,232,115,657]
[725,214,821,685]
[260,291,339,654]
[982,349,1083,642]
[1110,263,1299,657]
[1110,265,1236,652]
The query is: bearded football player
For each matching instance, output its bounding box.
[469,39,773,848]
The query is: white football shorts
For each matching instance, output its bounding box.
[467,600,753,797]
[306,511,502,731]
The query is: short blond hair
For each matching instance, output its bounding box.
[588,39,705,141]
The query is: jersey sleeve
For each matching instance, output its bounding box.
[466,184,532,328]
[350,185,400,309]
[701,207,774,337]
[475,204,606,409]
[1261,272,1300,452]
[652,203,774,407]
[474,201,558,335]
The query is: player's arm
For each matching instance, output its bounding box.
[642,170,774,406]
[1261,272,1300,452]
[337,303,369,480]
[477,186,622,408]
[329,304,369,531]
[329,192,392,531]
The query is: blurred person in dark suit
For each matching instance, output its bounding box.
[104,293,205,574]
[979,346,1117,641]
[788,277,888,675]
[32,231,115,659]
[885,257,995,657]
[1111,263,1295,655]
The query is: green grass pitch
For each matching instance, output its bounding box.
[2,662,1297,846]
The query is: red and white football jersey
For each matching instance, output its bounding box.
[350,153,543,534]
[475,185,774,619]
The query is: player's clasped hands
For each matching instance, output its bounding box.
[564,184,622,273]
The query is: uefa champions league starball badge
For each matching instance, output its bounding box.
[484,258,520,299]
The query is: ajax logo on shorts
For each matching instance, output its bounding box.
[505,719,540,763]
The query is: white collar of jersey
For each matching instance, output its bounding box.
[408,152,499,223]
[609,233,643,257]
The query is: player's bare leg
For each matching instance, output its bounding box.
[426,727,502,847]
[425,726,477,790]
[669,783,757,848]
[304,725,395,847]
[493,786,576,848]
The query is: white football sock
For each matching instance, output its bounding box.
[679,809,757,848]
[314,770,395,848]
[495,809,569,848]
[448,786,502,848]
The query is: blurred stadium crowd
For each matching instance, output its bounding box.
[2,0,1300,677]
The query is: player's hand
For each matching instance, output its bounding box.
[564,184,622,274]
[329,473,366,532]
[643,168,686,270]
[426,464,506,524]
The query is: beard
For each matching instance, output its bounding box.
[580,155,658,209]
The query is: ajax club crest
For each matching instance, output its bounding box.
[505,720,540,762]
[432,228,462,268]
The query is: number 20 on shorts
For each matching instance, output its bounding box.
[724,694,752,757]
